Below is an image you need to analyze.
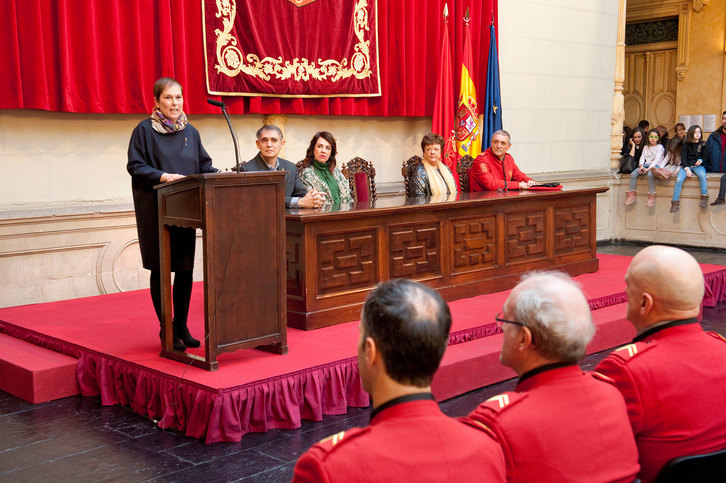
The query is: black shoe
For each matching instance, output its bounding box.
[175,323,201,348]
[711,198,725,206]
[160,329,186,351]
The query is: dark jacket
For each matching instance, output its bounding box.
[127,119,217,271]
[680,141,706,169]
[243,153,307,207]
[409,162,455,197]
[705,127,726,172]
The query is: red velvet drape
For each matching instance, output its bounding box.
[0,0,496,116]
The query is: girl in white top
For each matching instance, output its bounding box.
[625,129,667,207]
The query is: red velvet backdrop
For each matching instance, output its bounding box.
[204,0,381,97]
[1,0,497,116]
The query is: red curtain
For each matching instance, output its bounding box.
[0,0,497,116]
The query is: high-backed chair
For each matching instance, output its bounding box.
[402,155,422,197]
[655,448,726,483]
[346,157,377,201]
[457,154,475,193]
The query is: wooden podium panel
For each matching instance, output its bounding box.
[285,187,608,330]
[157,172,287,371]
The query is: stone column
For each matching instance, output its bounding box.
[610,0,627,171]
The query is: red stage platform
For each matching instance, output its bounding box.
[1,254,725,443]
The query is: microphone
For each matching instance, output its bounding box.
[206,98,240,173]
[207,98,226,109]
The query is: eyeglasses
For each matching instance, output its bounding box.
[648,135,659,139]
[495,313,535,344]
[495,312,528,330]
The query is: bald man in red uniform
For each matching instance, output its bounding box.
[596,245,726,483]
[463,272,639,482]
[471,130,536,191]
[292,279,505,482]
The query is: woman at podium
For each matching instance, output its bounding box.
[126,77,218,352]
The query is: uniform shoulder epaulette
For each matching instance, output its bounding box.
[312,426,369,454]
[591,371,616,385]
[706,331,726,343]
[609,341,656,362]
[480,391,528,414]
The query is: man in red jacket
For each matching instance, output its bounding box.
[463,271,640,482]
[292,279,505,482]
[471,130,537,191]
[596,245,726,483]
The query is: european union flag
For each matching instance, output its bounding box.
[482,25,502,150]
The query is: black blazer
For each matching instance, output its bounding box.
[243,153,308,207]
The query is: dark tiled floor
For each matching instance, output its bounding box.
[2,243,725,482]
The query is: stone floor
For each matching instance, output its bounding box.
[1,242,725,482]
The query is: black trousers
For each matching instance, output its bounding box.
[149,270,193,327]
[718,174,726,200]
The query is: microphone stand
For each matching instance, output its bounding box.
[501,157,507,192]
[207,98,240,173]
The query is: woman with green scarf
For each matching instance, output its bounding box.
[300,131,353,204]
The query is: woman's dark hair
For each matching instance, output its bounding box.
[630,127,647,147]
[421,133,445,153]
[302,131,338,173]
[153,77,182,100]
[686,125,703,144]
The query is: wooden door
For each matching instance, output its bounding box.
[624,47,677,132]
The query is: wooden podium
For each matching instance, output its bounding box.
[156,172,288,371]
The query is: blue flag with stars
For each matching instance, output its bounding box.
[483,24,502,150]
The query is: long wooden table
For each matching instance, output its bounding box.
[285,187,608,330]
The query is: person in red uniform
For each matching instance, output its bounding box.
[596,245,726,483]
[471,130,537,191]
[292,279,505,482]
[463,271,640,482]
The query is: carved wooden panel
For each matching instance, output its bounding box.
[554,205,591,255]
[286,233,303,297]
[317,229,377,295]
[389,222,440,278]
[506,211,546,262]
[450,216,497,274]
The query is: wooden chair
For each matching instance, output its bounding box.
[402,155,422,197]
[457,155,475,193]
[655,447,726,483]
[346,157,377,201]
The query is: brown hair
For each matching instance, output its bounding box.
[420,133,444,153]
[153,77,182,100]
[302,131,338,173]
[686,125,703,144]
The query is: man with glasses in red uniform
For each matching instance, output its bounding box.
[463,271,639,482]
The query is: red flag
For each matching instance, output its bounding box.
[431,4,459,188]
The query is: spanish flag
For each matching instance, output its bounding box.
[455,12,481,159]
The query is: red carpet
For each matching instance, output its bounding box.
[1,254,725,443]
